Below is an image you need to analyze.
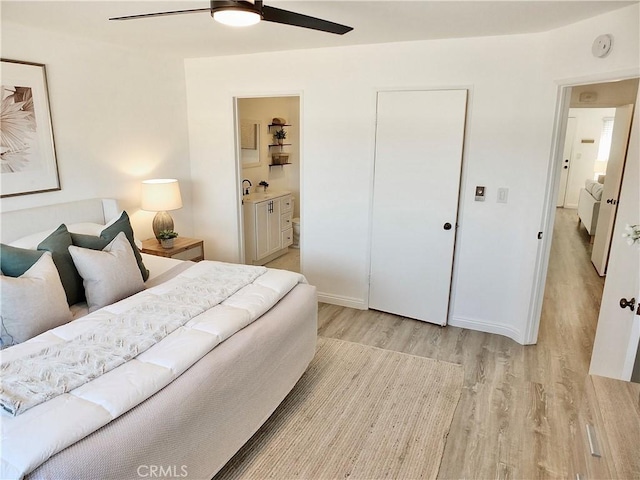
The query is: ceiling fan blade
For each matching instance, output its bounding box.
[109,8,211,21]
[262,5,353,35]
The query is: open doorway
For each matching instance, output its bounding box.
[539,78,638,375]
[235,95,302,273]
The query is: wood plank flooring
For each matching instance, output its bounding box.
[265,248,300,273]
[316,208,639,479]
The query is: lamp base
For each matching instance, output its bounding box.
[152,211,174,242]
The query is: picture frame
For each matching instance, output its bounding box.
[240,119,263,168]
[1,59,60,197]
[240,121,257,150]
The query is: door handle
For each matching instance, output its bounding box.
[606,198,618,205]
[443,222,452,231]
[619,297,636,311]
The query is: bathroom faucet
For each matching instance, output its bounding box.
[242,179,252,195]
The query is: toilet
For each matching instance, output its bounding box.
[292,217,300,248]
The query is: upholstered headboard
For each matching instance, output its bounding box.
[1,199,119,244]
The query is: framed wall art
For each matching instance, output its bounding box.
[1,59,60,197]
[240,119,263,168]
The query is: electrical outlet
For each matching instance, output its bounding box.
[497,187,509,204]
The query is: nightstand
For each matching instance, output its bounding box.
[141,237,205,262]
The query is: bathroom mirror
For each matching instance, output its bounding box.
[240,120,262,168]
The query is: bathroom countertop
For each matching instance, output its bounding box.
[242,191,291,204]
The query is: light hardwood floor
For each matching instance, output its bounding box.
[265,248,300,273]
[317,208,639,479]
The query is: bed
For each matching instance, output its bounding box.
[0,198,317,480]
[577,179,604,241]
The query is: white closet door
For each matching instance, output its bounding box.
[369,90,467,325]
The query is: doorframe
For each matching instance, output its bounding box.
[232,92,304,267]
[525,69,640,345]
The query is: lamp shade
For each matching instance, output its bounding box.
[141,179,183,212]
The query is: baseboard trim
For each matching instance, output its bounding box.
[450,315,526,345]
[318,292,367,310]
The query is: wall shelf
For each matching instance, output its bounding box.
[269,123,292,165]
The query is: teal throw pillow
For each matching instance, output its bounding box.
[71,211,149,281]
[37,224,84,305]
[0,244,45,277]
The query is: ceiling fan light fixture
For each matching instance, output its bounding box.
[213,9,261,27]
[110,0,353,35]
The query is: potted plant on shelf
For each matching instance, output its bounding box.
[157,230,179,249]
[274,128,287,146]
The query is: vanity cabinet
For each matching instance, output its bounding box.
[244,192,293,265]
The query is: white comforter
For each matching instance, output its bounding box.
[0,261,305,480]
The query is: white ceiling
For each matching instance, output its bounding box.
[1,1,636,58]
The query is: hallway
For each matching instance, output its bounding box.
[538,207,605,376]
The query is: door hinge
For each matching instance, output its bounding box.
[538,232,543,240]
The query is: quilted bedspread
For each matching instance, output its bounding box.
[0,261,305,480]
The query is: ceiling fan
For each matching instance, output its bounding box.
[109,0,353,35]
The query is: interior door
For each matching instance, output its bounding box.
[590,95,639,380]
[369,90,467,325]
[556,117,576,207]
[557,116,576,207]
[591,104,634,275]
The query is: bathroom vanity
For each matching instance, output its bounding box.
[243,191,293,265]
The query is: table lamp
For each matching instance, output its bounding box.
[141,179,183,241]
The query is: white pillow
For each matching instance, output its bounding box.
[0,253,72,347]
[68,222,105,236]
[69,232,145,313]
[8,223,105,249]
[9,218,142,251]
[584,179,597,195]
[591,182,604,201]
[9,227,57,249]
[103,211,124,229]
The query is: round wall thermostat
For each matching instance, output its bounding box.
[592,34,613,58]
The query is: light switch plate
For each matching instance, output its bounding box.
[497,187,509,204]
[475,186,486,202]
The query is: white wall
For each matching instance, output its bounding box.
[563,108,615,208]
[0,22,193,241]
[185,33,555,340]
[185,4,639,344]
[238,96,300,217]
